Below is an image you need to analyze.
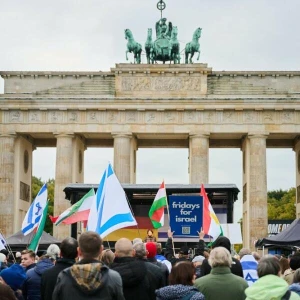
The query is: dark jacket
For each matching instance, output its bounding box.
[147,257,169,285]
[23,258,53,300]
[41,258,75,300]
[52,259,124,300]
[201,236,244,278]
[111,256,164,300]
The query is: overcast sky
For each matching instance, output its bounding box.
[1,0,299,221]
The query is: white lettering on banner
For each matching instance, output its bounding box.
[176,216,197,222]
[268,223,291,236]
[172,201,200,210]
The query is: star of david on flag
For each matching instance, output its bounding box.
[22,183,48,236]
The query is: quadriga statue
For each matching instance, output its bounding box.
[185,27,202,64]
[125,29,142,64]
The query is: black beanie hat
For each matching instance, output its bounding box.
[212,236,231,252]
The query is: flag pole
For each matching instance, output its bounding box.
[125,193,141,238]
[165,182,175,257]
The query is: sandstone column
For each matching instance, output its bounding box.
[53,133,74,239]
[189,133,210,184]
[113,133,132,183]
[242,133,268,249]
[0,133,16,236]
[294,138,300,219]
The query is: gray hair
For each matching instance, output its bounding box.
[251,251,261,262]
[208,247,232,268]
[238,248,251,259]
[46,244,60,260]
[132,238,143,245]
[257,256,280,278]
[133,242,146,259]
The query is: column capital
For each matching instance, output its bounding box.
[189,132,210,139]
[112,132,132,139]
[248,132,269,139]
[53,132,75,138]
[0,132,17,138]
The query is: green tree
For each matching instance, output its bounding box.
[31,176,54,235]
[268,188,296,220]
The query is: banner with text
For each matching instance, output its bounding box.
[169,195,203,237]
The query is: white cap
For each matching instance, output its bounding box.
[192,255,205,263]
[0,253,6,262]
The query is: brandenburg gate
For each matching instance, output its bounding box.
[1,63,300,248]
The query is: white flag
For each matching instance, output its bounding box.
[87,163,137,238]
[0,233,6,250]
[22,183,48,236]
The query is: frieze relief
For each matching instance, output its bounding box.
[48,111,63,123]
[121,76,202,91]
[29,111,41,122]
[3,109,300,125]
[9,111,22,122]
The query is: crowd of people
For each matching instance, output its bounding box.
[0,229,300,300]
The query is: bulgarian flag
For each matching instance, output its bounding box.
[201,184,223,240]
[54,189,95,225]
[149,181,167,229]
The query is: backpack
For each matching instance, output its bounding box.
[281,290,291,300]
[181,291,197,300]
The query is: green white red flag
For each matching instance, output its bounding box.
[201,184,223,240]
[54,189,95,226]
[149,181,167,229]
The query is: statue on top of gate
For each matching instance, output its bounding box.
[125,0,202,64]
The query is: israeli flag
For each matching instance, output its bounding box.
[22,183,48,236]
[0,233,6,250]
[87,163,137,238]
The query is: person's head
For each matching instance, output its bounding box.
[293,268,300,283]
[0,249,8,258]
[289,254,300,271]
[133,242,146,259]
[251,251,261,262]
[212,236,231,253]
[208,247,232,268]
[169,261,196,286]
[100,249,115,266]
[0,253,7,264]
[60,237,78,259]
[238,248,251,260]
[145,242,157,258]
[0,264,26,291]
[46,244,60,261]
[0,280,17,300]
[78,232,102,260]
[178,245,189,258]
[21,250,36,268]
[115,238,134,258]
[161,18,167,24]
[132,238,142,245]
[257,256,281,278]
[147,229,154,237]
[279,256,290,275]
[192,255,205,267]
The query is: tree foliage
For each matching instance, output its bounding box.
[268,188,296,220]
[31,176,54,235]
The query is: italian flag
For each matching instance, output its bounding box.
[201,184,223,240]
[149,181,167,229]
[54,189,95,226]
